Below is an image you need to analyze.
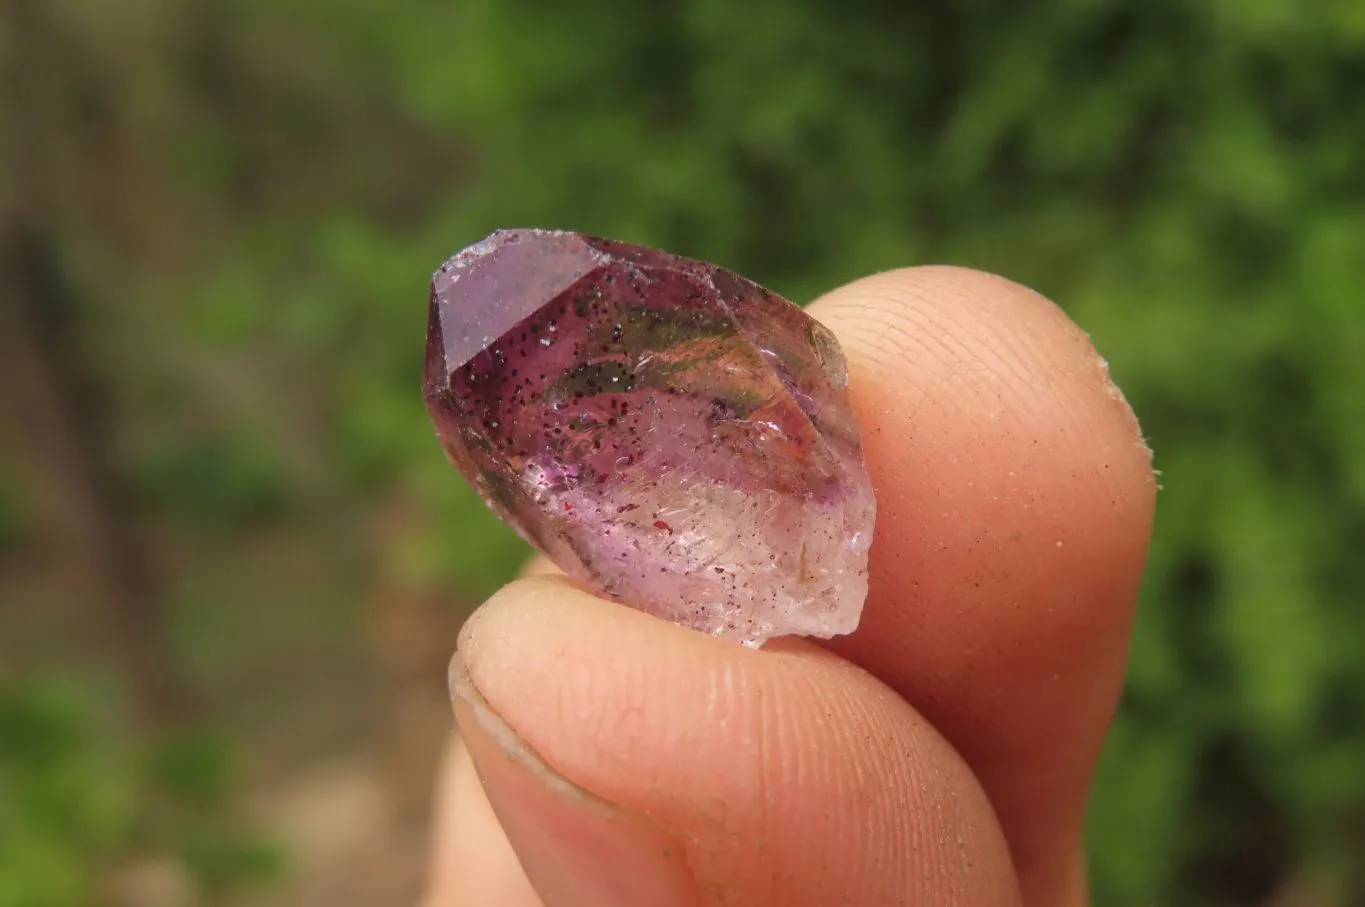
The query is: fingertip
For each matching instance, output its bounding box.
[811,264,1154,510]
[517,554,564,579]
[456,577,1022,907]
[807,265,1155,905]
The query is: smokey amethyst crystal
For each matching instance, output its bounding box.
[423,229,874,646]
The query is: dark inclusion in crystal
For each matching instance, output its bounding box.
[423,229,874,646]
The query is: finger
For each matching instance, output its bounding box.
[807,267,1156,905]
[424,736,544,907]
[452,577,1023,907]
[423,551,566,905]
[518,554,562,578]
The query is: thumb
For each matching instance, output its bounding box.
[450,575,1023,907]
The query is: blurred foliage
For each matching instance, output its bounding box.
[0,678,280,906]
[0,460,32,556]
[3,0,1363,905]
[0,680,131,907]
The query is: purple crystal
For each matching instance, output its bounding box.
[423,229,874,646]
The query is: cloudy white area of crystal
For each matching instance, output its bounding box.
[544,471,867,647]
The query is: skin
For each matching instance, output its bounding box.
[422,267,1157,907]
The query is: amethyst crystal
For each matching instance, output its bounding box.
[423,229,874,645]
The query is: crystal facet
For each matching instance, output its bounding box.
[423,229,875,646]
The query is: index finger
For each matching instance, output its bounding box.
[809,266,1156,907]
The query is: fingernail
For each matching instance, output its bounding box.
[450,655,699,907]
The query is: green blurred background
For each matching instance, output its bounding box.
[2,0,1364,904]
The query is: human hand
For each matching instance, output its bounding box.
[422,267,1156,907]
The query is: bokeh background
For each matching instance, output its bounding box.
[3,1,1364,905]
